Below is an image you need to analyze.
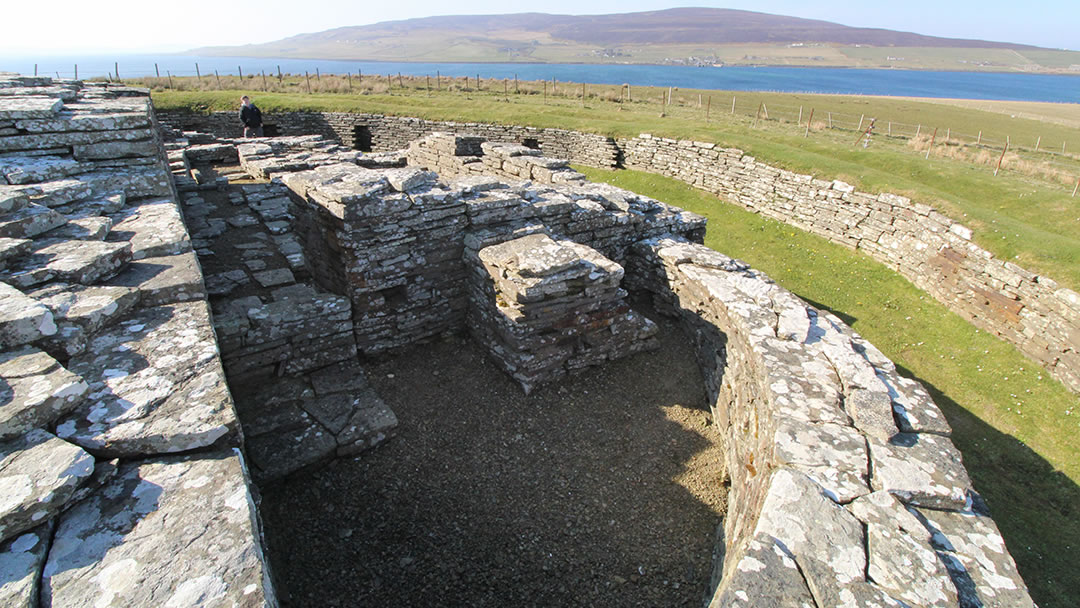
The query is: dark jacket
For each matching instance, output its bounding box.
[240,104,262,128]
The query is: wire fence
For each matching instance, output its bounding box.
[45,59,1079,195]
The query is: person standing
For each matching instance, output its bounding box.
[240,95,263,138]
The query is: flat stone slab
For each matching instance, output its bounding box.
[26,282,139,335]
[0,347,88,441]
[0,521,53,608]
[42,450,276,607]
[106,198,191,260]
[251,268,295,288]
[0,238,31,269]
[309,359,371,396]
[0,97,62,121]
[0,281,57,348]
[58,301,238,458]
[914,501,1035,608]
[869,433,972,509]
[753,468,865,587]
[334,392,398,457]
[41,215,112,241]
[849,491,958,608]
[0,188,31,215]
[0,429,94,543]
[709,532,816,608]
[0,203,67,239]
[773,417,869,503]
[0,238,131,288]
[103,251,205,307]
[244,403,337,484]
[0,156,90,185]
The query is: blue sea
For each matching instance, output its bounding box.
[2,54,1078,103]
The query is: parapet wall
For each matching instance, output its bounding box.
[630,237,1034,607]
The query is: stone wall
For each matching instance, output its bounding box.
[621,134,1080,394]
[156,109,620,168]
[630,236,1034,607]
[407,133,588,185]
[0,74,275,606]
[158,109,1080,393]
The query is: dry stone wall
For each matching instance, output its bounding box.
[621,134,1080,394]
[630,236,1035,607]
[157,109,620,168]
[0,74,276,606]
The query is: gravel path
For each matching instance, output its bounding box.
[260,308,728,607]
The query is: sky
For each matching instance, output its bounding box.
[2,0,1077,55]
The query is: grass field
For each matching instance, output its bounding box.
[149,81,1080,606]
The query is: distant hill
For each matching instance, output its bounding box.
[191,8,1080,73]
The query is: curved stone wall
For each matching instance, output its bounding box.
[630,236,1034,607]
[621,134,1080,394]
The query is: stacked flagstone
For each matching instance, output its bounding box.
[261,149,704,355]
[0,73,275,607]
[470,233,658,393]
[408,132,587,185]
[630,236,1034,608]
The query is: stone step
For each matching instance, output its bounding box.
[0,281,57,348]
[0,347,88,441]
[0,203,67,239]
[0,429,95,544]
[0,238,131,288]
[106,198,191,260]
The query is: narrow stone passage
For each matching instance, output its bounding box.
[260,310,727,607]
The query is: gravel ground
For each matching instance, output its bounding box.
[259,308,728,607]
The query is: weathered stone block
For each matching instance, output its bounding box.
[0,429,94,543]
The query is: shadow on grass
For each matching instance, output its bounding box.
[896,364,1079,608]
[800,295,858,328]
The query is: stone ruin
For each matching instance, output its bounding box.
[0,73,1035,607]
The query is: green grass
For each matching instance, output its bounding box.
[577,166,1080,608]
[153,84,1080,290]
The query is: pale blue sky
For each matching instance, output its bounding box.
[4,0,1077,54]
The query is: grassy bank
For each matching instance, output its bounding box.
[578,167,1079,608]
[150,84,1080,290]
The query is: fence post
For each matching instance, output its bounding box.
[194,63,199,83]
[805,108,814,137]
[436,70,440,90]
[888,121,891,136]
[977,131,982,145]
[515,74,518,93]
[239,66,243,79]
[74,64,78,80]
[1035,135,1041,151]
[857,114,864,131]
[731,96,736,114]
[916,124,921,138]
[115,62,119,81]
[34,64,37,76]
[398,72,403,87]
[316,68,320,81]
[552,77,556,95]
[155,63,160,78]
[828,112,832,128]
[798,106,803,124]
[214,70,221,89]
[278,66,283,82]
[581,82,585,107]
[261,71,267,91]
[627,84,631,102]
[305,71,312,94]
[1072,177,1079,197]
[348,72,352,92]
[699,94,702,108]
[706,96,711,123]
[387,74,392,90]
[995,138,1009,176]
[926,127,938,160]
[476,74,480,90]
[358,69,362,83]
[166,70,174,89]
